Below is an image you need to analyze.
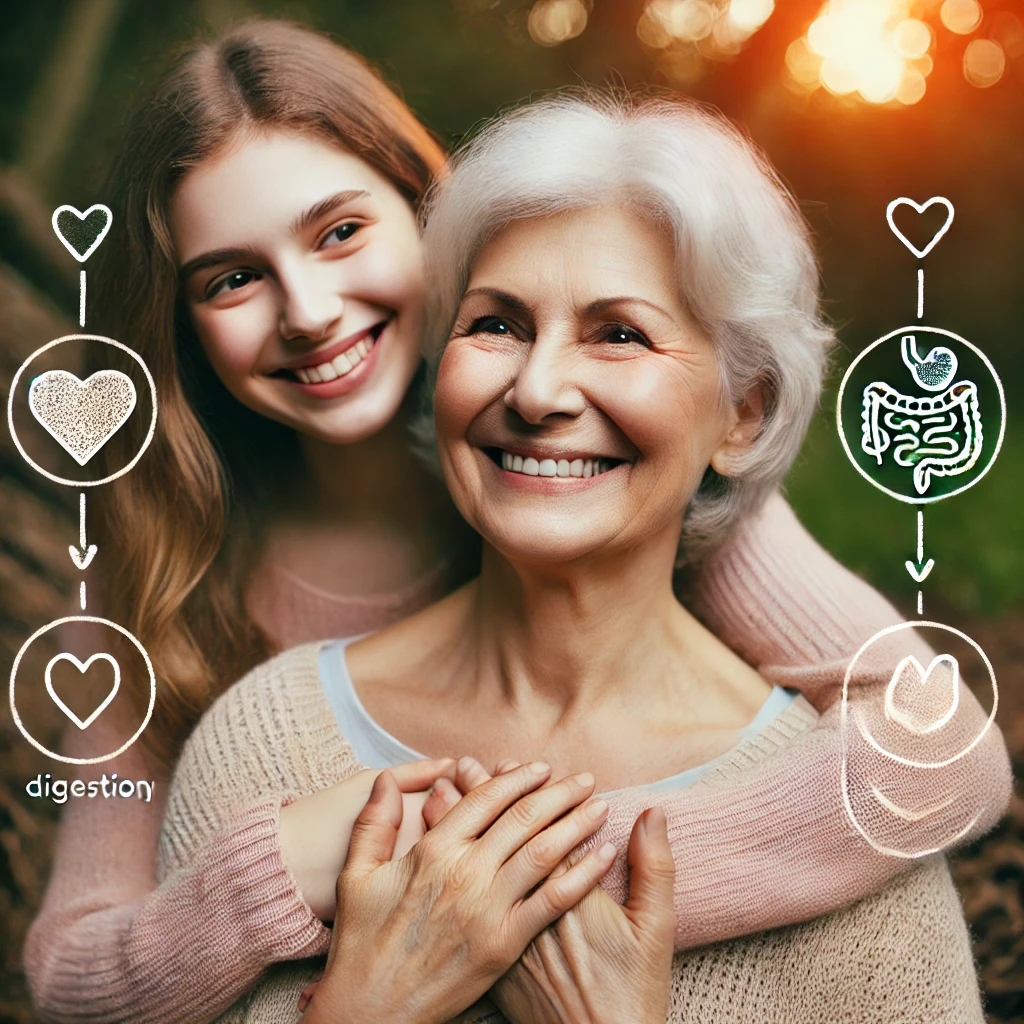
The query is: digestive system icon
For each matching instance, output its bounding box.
[6,205,158,765]
[861,334,982,497]
[836,198,1004,858]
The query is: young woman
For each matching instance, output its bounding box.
[159,90,992,1023]
[24,20,1009,1024]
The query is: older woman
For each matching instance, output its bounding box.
[160,92,998,1023]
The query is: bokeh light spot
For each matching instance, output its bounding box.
[940,0,983,36]
[963,37,1006,87]
[728,0,774,33]
[528,0,589,47]
[893,19,932,58]
[668,0,716,42]
[786,36,823,89]
[897,67,928,103]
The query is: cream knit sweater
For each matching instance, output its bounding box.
[160,643,985,1024]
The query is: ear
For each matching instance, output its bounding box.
[709,382,768,478]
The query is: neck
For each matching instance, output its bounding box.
[466,524,693,716]
[290,394,441,527]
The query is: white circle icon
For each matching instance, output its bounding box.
[837,326,1005,504]
[7,334,158,488]
[9,616,156,765]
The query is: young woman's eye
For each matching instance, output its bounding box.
[604,324,649,346]
[469,315,515,337]
[207,270,260,299]
[321,222,361,248]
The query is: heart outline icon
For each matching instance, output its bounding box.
[28,369,137,466]
[52,204,113,263]
[884,654,960,735]
[886,197,954,259]
[44,652,121,730]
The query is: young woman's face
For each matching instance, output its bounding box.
[434,204,748,567]
[172,130,425,444]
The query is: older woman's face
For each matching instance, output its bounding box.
[434,204,747,566]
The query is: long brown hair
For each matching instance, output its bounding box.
[90,19,446,761]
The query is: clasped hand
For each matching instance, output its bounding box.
[296,759,675,1024]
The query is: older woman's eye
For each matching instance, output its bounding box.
[604,324,649,346]
[469,315,515,337]
[206,270,261,299]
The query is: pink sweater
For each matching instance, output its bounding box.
[23,494,1012,1023]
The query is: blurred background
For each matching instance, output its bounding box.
[1,0,1021,1020]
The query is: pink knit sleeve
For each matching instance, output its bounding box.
[23,729,327,1024]
[606,491,1011,950]
[594,694,1011,950]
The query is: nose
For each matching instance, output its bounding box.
[278,264,344,344]
[503,334,586,424]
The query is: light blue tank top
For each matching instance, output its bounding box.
[318,636,797,797]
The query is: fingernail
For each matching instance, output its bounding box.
[647,806,667,833]
[576,772,595,789]
[529,761,550,775]
[598,842,617,861]
[458,756,475,773]
[586,798,608,821]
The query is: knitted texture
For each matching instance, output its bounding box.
[164,646,985,1024]
[24,495,1010,1023]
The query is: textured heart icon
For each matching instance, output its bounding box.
[886,197,954,259]
[52,204,113,262]
[884,654,960,735]
[45,652,120,730]
[28,369,137,466]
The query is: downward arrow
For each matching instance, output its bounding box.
[69,492,98,572]
[905,558,934,583]
[69,543,98,571]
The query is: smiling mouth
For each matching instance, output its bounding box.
[271,320,387,384]
[485,448,625,478]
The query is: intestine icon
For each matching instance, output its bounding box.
[860,335,982,496]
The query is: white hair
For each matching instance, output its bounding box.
[418,89,834,561]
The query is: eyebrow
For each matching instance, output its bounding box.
[582,296,673,319]
[178,190,372,284]
[290,189,371,234]
[461,288,672,321]
[460,287,531,314]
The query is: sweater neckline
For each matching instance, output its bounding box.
[313,636,813,798]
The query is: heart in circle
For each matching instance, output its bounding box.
[886,197,954,259]
[884,654,960,735]
[45,652,121,730]
[28,369,137,466]
[52,204,113,262]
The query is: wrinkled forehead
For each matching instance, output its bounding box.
[462,203,685,316]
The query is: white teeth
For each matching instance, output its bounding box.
[292,334,378,385]
[499,452,616,480]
